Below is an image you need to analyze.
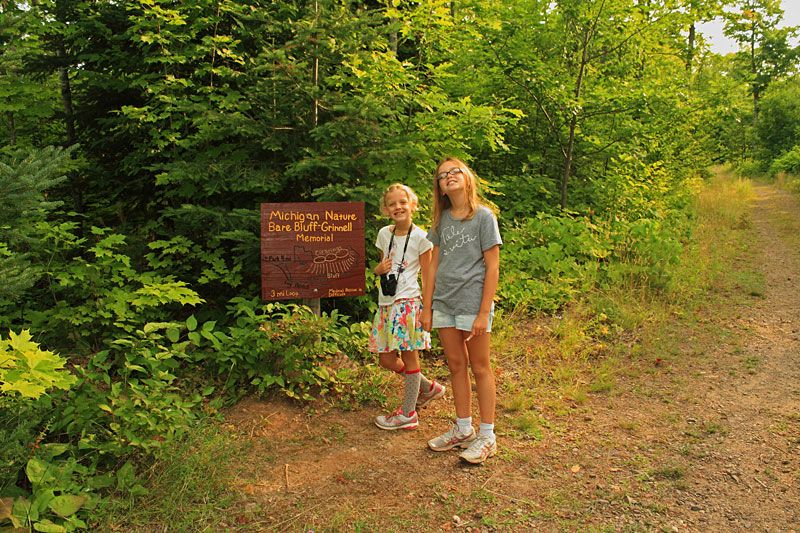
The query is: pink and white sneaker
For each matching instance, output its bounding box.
[416,381,446,409]
[428,424,477,451]
[375,408,418,431]
[458,433,497,464]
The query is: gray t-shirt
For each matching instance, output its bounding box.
[427,205,502,315]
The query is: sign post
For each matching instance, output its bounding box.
[260,202,366,308]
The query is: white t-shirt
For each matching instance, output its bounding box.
[375,224,433,306]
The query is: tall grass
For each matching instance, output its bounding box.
[499,168,757,418]
[772,171,800,196]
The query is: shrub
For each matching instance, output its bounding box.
[499,213,607,312]
[215,298,380,402]
[770,146,800,176]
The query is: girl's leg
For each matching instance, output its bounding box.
[378,351,404,373]
[466,333,495,425]
[456,334,497,463]
[400,350,421,416]
[378,349,437,405]
[374,349,419,430]
[400,349,420,372]
[438,327,472,419]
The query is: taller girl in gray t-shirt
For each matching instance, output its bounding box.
[421,157,502,465]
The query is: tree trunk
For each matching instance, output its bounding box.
[561,114,577,210]
[753,88,759,124]
[561,26,590,210]
[750,22,757,126]
[390,22,398,56]
[59,64,76,146]
[686,22,695,71]
[57,46,83,215]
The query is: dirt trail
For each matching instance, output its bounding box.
[225,181,800,532]
[683,182,800,530]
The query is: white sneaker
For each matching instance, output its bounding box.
[428,423,476,451]
[416,381,446,409]
[458,433,497,464]
[375,408,418,431]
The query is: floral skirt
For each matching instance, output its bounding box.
[368,298,431,353]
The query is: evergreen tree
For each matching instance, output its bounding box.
[0,146,71,298]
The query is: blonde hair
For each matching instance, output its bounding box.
[381,183,419,213]
[431,157,480,234]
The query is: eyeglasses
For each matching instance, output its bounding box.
[437,168,464,181]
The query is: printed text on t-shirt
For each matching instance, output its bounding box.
[441,225,477,256]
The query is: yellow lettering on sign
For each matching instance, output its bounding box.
[325,211,357,221]
[268,221,291,232]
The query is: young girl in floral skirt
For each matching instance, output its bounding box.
[369,183,445,430]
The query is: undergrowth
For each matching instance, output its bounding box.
[2,170,761,532]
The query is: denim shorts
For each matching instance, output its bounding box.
[431,306,493,332]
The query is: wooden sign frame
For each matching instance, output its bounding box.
[260,202,366,300]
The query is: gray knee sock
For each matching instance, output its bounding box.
[418,372,432,393]
[402,370,421,416]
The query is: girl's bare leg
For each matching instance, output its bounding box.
[466,333,495,425]
[438,327,472,418]
[378,351,404,373]
[400,350,420,372]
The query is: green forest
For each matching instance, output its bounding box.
[1,0,799,530]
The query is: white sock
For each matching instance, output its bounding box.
[457,416,472,435]
[479,422,495,441]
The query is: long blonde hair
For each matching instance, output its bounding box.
[431,157,480,234]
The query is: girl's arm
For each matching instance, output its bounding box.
[416,248,432,328]
[374,252,392,275]
[418,248,432,293]
[420,245,439,332]
[471,244,500,337]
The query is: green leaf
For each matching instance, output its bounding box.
[49,495,87,518]
[166,328,180,343]
[129,484,148,497]
[86,474,115,490]
[0,329,76,399]
[116,461,135,491]
[31,490,55,517]
[39,443,69,458]
[11,497,33,527]
[33,518,67,532]
[26,458,55,485]
[186,315,197,331]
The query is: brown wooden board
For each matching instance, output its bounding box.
[260,202,366,300]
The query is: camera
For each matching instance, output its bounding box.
[380,273,398,296]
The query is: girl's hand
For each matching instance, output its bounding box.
[470,312,491,338]
[374,257,392,275]
[420,307,433,332]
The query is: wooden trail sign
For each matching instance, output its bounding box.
[261,202,366,300]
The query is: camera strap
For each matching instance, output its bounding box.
[387,224,412,274]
